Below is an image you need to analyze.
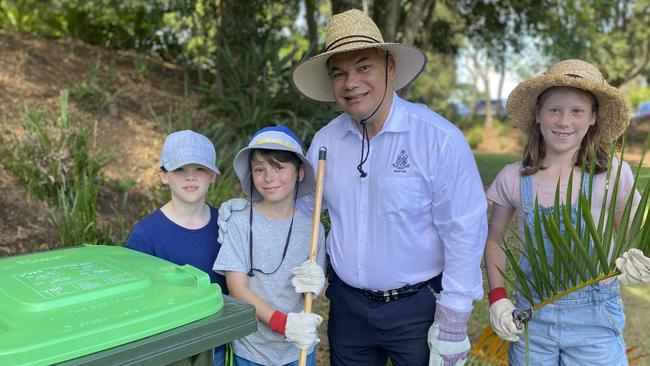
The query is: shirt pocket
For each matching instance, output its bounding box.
[376,177,428,222]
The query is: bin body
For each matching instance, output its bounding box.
[0,245,228,366]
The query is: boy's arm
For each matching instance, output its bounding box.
[226,271,275,323]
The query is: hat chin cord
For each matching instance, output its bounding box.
[247,159,300,277]
[356,51,389,178]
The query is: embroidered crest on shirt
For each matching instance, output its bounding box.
[392,150,410,173]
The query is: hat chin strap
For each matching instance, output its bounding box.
[356,51,390,178]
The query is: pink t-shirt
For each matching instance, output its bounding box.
[487,159,640,244]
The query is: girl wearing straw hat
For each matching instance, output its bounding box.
[291,9,487,366]
[484,59,650,365]
[213,126,326,366]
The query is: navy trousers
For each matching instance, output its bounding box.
[326,269,442,366]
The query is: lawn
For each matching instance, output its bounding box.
[314,152,650,366]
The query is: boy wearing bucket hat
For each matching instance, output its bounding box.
[291,9,487,366]
[484,59,650,365]
[125,129,229,365]
[213,126,326,366]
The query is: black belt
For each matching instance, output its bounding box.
[328,267,442,303]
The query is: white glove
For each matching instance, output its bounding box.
[488,298,521,342]
[428,304,470,366]
[285,311,323,350]
[217,198,249,242]
[291,260,325,295]
[428,324,470,366]
[616,248,650,286]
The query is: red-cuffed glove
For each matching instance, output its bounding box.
[269,310,322,350]
[488,287,520,342]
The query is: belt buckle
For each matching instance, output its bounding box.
[382,289,399,302]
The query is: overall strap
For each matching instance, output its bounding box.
[580,171,592,196]
[520,174,535,226]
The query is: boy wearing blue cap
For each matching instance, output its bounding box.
[125,129,228,365]
[213,126,326,366]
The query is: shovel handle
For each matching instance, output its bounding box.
[298,147,326,366]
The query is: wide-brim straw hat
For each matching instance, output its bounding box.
[507,59,629,143]
[292,9,426,102]
[233,126,315,201]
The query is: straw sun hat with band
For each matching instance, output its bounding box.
[292,8,426,103]
[292,9,426,177]
[507,59,629,143]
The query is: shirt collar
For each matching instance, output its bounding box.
[339,93,408,138]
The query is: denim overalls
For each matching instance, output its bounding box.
[508,174,627,366]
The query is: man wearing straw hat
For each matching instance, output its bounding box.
[292,9,487,366]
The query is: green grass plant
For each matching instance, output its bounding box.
[49,176,112,246]
[0,90,106,202]
[69,61,123,114]
[0,89,112,247]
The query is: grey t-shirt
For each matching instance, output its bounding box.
[213,205,326,365]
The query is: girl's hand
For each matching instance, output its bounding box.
[489,298,522,342]
[616,249,650,286]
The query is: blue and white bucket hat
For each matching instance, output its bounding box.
[160,130,220,175]
[234,126,315,200]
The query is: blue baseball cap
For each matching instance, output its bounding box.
[234,126,315,200]
[160,130,220,175]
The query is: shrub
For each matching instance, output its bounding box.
[466,124,484,149]
[0,90,112,247]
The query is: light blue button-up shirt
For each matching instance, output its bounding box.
[302,94,487,311]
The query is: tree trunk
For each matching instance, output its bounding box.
[495,62,505,118]
[304,0,318,55]
[402,0,427,45]
[331,0,363,14]
[373,0,400,42]
[418,0,437,51]
[471,51,492,129]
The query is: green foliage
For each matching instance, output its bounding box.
[628,87,650,110]
[49,176,112,247]
[69,61,122,113]
[197,39,335,173]
[0,90,106,202]
[0,90,113,247]
[501,144,650,310]
[538,0,650,87]
[408,52,457,111]
[466,124,484,149]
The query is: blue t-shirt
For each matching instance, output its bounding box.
[125,205,228,294]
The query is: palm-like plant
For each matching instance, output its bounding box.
[500,141,650,312]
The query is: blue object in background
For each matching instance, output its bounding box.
[635,101,650,120]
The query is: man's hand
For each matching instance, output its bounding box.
[616,248,650,286]
[291,260,325,295]
[217,198,248,241]
[428,304,470,366]
[489,298,521,342]
[285,311,323,350]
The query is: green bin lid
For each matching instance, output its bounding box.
[0,245,224,366]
